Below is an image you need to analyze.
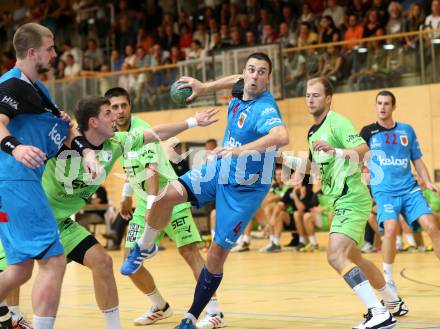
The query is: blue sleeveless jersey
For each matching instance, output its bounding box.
[360,122,422,196]
[221,90,283,186]
[0,67,69,181]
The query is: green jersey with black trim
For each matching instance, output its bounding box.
[307,111,370,204]
[42,131,145,221]
[121,116,190,212]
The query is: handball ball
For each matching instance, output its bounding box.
[170,81,192,106]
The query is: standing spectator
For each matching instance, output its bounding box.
[386,2,405,35]
[322,0,345,29]
[83,38,105,71]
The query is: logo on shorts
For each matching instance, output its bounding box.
[383,204,394,213]
[232,221,243,236]
[400,135,408,146]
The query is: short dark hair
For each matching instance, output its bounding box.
[307,77,334,96]
[206,138,217,147]
[104,87,131,104]
[376,90,396,106]
[245,52,272,74]
[74,96,110,132]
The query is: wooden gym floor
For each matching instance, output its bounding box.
[18,232,440,329]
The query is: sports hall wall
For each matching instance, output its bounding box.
[104,83,440,205]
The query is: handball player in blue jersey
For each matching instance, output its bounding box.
[0,23,99,329]
[121,52,289,329]
[360,90,440,297]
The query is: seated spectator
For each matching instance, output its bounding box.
[295,44,321,96]
[322,0,345,29]
[60,40,82,69]
[179,22,193,50]
[363,9,385,38]
[83,38,105,71]
[318,15,340,44]
[386,2,405,35]
[284,51,306,97]
[122,44,136,68]
[425,0,440,40]
[404,3,425,49]
[261,23,278,44]
[347,0,367,22]
[134,45,150,68]
[319,45,343,83]
[110,49,124,71]
[163,24,179,52]
[298,3,316,27]
[137,27,154,54]
[64,53,81,78]
[220,23,231,45]
[229,27,242,48]
[187,40,204,59]
[245,30,258,47]
[344,13,364,50]
[371,0,389,24]
[150,43,170,66]
[296,22,318,47]
[208,31,227,55]
[55,59,66,79]
[192,21,208,49]
[277,22,296,48]
[170,44,186,63]
[281,4,297,33]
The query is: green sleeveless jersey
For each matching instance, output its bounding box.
[42,131,145,221]
[122,116,190,212]
[307,111,370,204]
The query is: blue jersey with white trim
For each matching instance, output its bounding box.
[360,122,422,196]
[221,90,283,186]
[0,67,68,181]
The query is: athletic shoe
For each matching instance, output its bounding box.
[284,233,299,248]
[12,317,33,329]
[231,242,250,253]
[352,307,396,329]
[120,244,159,275]
[174,318,196,329]
[0,306,12,329]
[402,244,417,253]
[295,242,306,251]
[426,244,434,252]
[381,297,409,317]
[196,313,226,329]
[259,242,281,253]
[361,242,374,253]
[134,303,173,325]
[299,243,319,252]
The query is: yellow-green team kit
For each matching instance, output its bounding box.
[308,111,371,246]
[122,117,201,248]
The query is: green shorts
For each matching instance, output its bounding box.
[125,203,201,249]
[330,195,371,247]
[58,217,93,256]
[0,240,6,271]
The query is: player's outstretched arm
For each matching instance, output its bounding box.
[217,125,289,158]
[178,74,242,102]
[413,158,439,192]
[313,140,369,163]
[143,108,219,144]
[0,114,47,168]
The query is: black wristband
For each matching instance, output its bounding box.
[71,136,91,156]
[0,135,22,155]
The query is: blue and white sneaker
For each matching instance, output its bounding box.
[120,244,159,275]
[174,318,196,329]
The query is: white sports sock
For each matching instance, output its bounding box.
[405,233,416,247]
[137,224,160,249]
[308,235,317,246]
[206,297,220,315]
[383,263,394,282]
[8,305,21,321]
[184,313,197,324]
[377,284,398,302]
[353,281,383,309]
[269,235,274,243]
[396,235,403,248]
[299,236,306,244]
[103,306,121,329]
[147,288,166,309]
[33,316,55,329]
[242,235,251,243]
[272,236,280,246]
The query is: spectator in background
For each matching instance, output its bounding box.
[347,0,367,22]
[363,9,385,38]
[298,3,316,27]
[83,38,105,71]
[344,13,364,49]
[261,24,278,44]
[64,53,81,78]
[150,43,170,66]
[257,8,273,39]
[281,4,297,33]
[237,14,252,37]
[318,15,340,44]
[245,30,258,46]
[170,44,186,63]
[284,51,306,97]
[220,23,231,45]
[179,22,193,50]
[296,22,318,47]
[277,22,296,48]
[229,27,242,48]
[425,0,440,39]
[122,44,136,68]
[405,3,425,49]
[188,40,204,59]
[322,0,345,29]
[193,21,209,49]
[386,2,405,35]
[55,59,66,79]
[60,40,82,69]
[134,46,150,68]
[111,49,124,71]
[137,27,154,55]
[319,45,343,83]
[371,0,389,25]
[208,31,227,55]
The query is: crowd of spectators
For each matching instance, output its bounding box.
[0,0,440,96]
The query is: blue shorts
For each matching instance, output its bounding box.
[0,180,64,265]
[374,189,432,232]
[179,162,270,250]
